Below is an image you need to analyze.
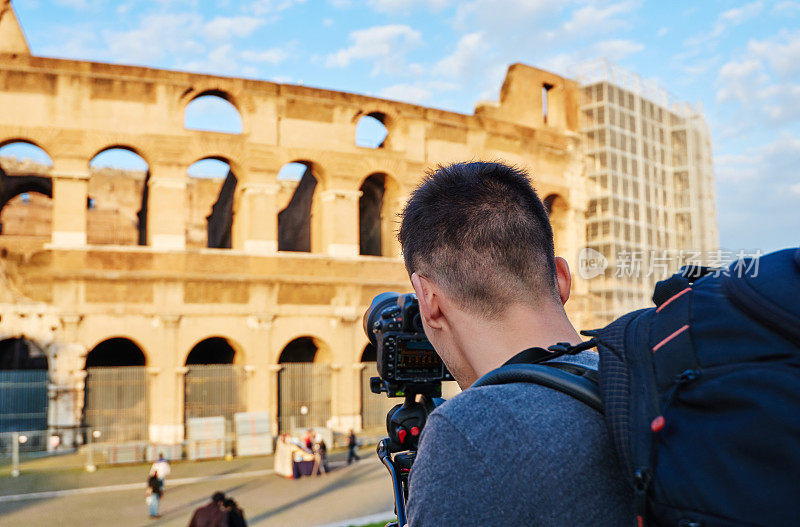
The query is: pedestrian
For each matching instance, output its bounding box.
[303,429,314,451]
[150,452,171,488]
[188,491,228,527]
[222,497,247,527]
[347,429,360,464]
[313,433,329,473]
[145,473,163,519]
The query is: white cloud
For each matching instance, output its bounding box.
[242,45,293,64]
[250,0,306,16]
[715,132,800,252]
[549,1,640,41]
[748,30,800,80]
[325,24,423,76]
[433,32,487,79]
[379,80,459,104]
[368,0,450,15]
[685,1,763,49]
[183,44,240,75]
[204,16,264,41]
[774,1,800,13]
[380,83,432,103]
[594,39,644,61]
[791,183,800,196]
[657,27,668,37]
[102,13,206,64]
[716,59,768,103]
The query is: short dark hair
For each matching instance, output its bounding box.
[212,491,226,503]
[399,161,558,317]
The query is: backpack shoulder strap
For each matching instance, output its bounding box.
[472,362,603,413]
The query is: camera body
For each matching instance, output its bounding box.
[363,292,453,397]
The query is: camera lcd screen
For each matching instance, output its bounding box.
[397,340,439,367]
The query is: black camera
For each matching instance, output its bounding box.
[363,292,453,397]
[363,292,453,526]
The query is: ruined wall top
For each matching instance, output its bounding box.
[0,1,29,55]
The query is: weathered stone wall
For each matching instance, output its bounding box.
[0,2,590,442]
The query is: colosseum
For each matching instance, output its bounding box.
[0,1,717,454]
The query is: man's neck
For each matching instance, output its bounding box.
[452,301,582,386]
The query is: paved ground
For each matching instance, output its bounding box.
[0,448,395,527]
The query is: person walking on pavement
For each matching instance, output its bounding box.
[150,452,171,488]
[189,491,229,527]
[347,429,360,464]
[145,473,163,519]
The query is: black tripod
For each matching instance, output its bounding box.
[376,389,442,527]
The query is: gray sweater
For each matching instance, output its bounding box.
[406,351,632,526]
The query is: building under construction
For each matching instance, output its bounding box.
[0,1,717,455]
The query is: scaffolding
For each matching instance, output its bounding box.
[577,62,719,323]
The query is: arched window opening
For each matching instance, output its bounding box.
[544,194,568,257]
[278,162,318,253]
[185,337,236,365]
[355,113,388,149]
[184,337,245,435]
[277,337,331,432]
[0,142,53,238]
[360,343,376,363]
[278,337,318,363]
[0,338,49,436]
[82,338,148,443]
[88,148,149,246]
[359,173,385,256]
[85,338,146,367]
[184,94,243,134]
[187,158,238,249]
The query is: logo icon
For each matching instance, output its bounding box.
[578,247,608,280]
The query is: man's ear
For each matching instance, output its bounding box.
[554,257,572,305]
[410,272,445,330]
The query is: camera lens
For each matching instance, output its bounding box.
[363,292,401,344]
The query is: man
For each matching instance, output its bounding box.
[399,162,630,525]
[347,429,360,464]
[149,452,171,488]
[189,491,228,527]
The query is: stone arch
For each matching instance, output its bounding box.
[186,156,239,249]
[183,336,246,427]
[543,194,569,257]
[88,146,150,246]
[82,337,149,443]
[84,337,147,367]
[184,336,243,366]
[360,343,376,363]
[277,160,325,253]
[276,335,333,432]
[358,171,401,257]
[184,90,243,134]
[0,337,49,434]
[355,112,389,149]
[0,140,54,237]
[277,335,332,364]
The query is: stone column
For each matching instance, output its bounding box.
[319,189,361,257]
[51,158,89,247]
[147,164,186,250]
[268,364,281,434]
[232,182,280,254]
[148,315,184,444]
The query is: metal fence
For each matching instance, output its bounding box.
[84,366,149,443]
[184,365,247,427]
[277,363,331,432]
[360,364,397,433]
[0,370,48,434]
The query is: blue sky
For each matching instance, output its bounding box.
[7,0,800,252]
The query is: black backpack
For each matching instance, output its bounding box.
[474,247,800,526]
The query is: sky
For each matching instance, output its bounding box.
[6,0,800,253]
